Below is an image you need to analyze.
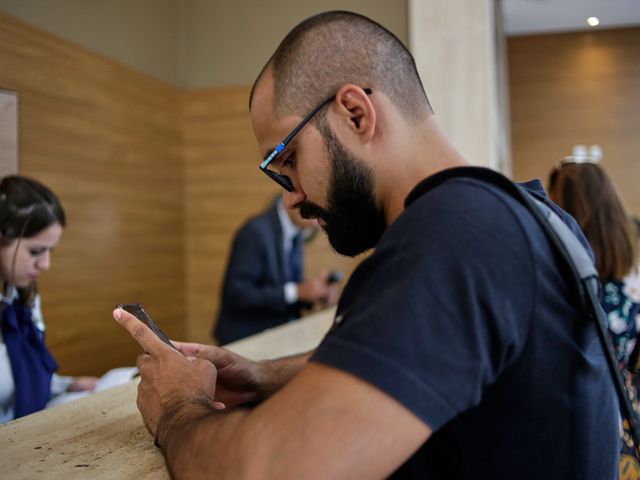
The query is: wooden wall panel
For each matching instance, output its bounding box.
[0,13,185,375]
[183,87,362,345]
[508,27,640,216]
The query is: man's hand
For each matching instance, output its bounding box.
[113,308,221,438]
[322,283,340,307]
[172,341,263,408]
[297,271,334,304]
[173,342,311,406]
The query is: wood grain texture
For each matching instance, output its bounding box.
[0,12,185,375]
[508,27,640,216]
[183,87,362,345]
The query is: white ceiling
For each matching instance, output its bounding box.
[503,0,640,35]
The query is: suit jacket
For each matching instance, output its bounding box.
[213,202,302,344]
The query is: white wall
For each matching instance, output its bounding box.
[409,0,508,170]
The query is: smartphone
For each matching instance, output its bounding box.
[327,270,343,284]
[117,302,177,350]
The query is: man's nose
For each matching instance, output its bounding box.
[283,187,305,210]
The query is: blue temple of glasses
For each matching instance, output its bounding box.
[260,143,285,169]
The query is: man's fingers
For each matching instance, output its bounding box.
[113,308,171,356]
[172,341,231,367]
[172,341,203,357]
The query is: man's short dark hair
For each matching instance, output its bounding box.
[251,11,432,124]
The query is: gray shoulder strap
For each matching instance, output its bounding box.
[529,196,598,283]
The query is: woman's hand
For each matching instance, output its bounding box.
[67,376,98,392]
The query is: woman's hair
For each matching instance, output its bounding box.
[0,175,65,304]
[548,163,637,281]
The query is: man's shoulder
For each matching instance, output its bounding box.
[380,172,556,273]
[399,169,583,251]
[398,173,533,235]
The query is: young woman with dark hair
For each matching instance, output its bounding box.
[549,160,640,476]
[0,175,97,423]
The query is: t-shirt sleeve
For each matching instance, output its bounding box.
[311,180,536,431]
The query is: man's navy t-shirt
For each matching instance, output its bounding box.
[311,170,619,479]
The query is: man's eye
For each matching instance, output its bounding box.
[282,155,295,169]
[29,248,46,256]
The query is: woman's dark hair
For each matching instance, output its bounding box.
[548,163,637,281]
[0,175,65,304]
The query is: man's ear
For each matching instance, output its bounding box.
[333,85,376,142]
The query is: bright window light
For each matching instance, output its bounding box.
[587,17,600,27]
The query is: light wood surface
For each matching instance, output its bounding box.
[225,307,335,360]
[508,27,640,216]
[0,381,167,480]
[0,308,335,479]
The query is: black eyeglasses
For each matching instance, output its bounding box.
[259,87,372,191]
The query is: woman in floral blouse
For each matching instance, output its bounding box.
[549,158,640,480]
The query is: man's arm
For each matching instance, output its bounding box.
[163,363,430,480]
[115,309,431,479]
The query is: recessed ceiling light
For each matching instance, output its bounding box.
[587,16,600,27]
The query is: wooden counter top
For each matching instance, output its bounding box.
[0,308,335,479]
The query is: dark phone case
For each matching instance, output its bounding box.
[117,302,177,350]
[327,271,343,284]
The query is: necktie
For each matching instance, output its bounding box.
[288,233,303,283]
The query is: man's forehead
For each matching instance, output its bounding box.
[251,67,277,114]
[250,74,278,127]
[250,73,302,153]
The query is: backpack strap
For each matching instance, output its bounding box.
[515,184,640,450]
[417,166,640,449]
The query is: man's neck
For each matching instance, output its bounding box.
[379,117,469,226]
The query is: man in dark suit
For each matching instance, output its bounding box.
[213,195,338,344]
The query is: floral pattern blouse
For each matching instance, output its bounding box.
[601,267,640,479]
[602,268,640,368]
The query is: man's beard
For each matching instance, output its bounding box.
[298,127,386,257]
